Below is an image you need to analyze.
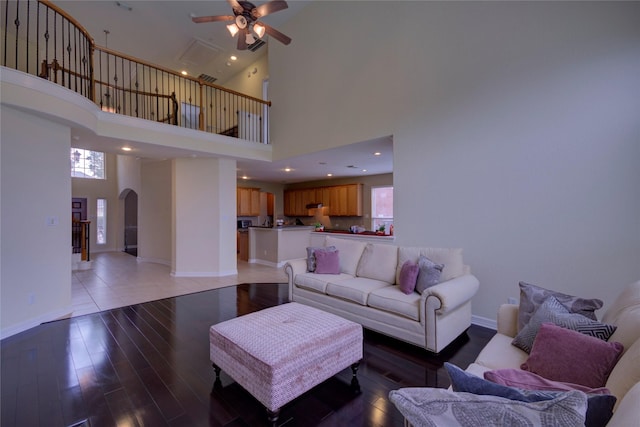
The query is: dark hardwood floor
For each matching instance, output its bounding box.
[1,284,494,427]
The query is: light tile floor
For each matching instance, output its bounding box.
[68,251,288,319]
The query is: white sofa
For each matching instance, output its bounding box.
[284,236,480,353]
[464,280,640,426]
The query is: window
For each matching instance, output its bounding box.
[71,148,105,179]
[371,186,393,232]
[97,199,107,244]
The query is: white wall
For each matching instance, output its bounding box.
[1,106,72,337]
[172,158,237,276]
[270,1,640,321]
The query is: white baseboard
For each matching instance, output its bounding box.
[471,314,497,331]
[248,258,280,268]
[1,305,72,340]
[136,256,171,266]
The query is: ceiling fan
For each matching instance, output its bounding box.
[192,0,292,50]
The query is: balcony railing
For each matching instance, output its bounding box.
[1,0,270,143]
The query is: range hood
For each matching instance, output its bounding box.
[305,203,323,209]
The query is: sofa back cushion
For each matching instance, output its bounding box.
[396,247,464,284]
[605,337,640,407]
[325,236,367,276]
[602,280,640,353]
[355,243,398,283]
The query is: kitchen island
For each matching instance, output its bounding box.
[248,226,315,267]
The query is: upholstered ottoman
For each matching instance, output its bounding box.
[209,302,363,424]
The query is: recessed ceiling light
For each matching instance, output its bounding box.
[374,152,381,156]
[181,70,188,76]
[362,169,367,172]
[242,175,249,180]
[230,55,237,61]
[122,147,132,151]
[284,168,292,172]
[327,173,333,177]
[226,62,231,67]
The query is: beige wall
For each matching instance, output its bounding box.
[1,106,71,338]
[139,160,172,265]
[270,1,640,322]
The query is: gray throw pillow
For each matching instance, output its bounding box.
[306,246,336,272]
[415,255,444,293]
[518,281,603,331]
[445,363,616,427]
[512,296,616,354]
[389,387,587,427]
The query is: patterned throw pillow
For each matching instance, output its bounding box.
[512,296,616,353]
[389,387,587,427]
[445,363,616,427]
[305,246,336,272]
[415,255,444,293]
[518,282,603,331]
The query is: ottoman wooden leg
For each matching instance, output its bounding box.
[350,361,361,393]
[211,363,222,394]
[267,408,280,426]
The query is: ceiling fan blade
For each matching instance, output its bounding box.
[192,15,234,23]
[254,0,288,18]
[237,29,248,50]
[261,23,291,45]
[227,0,244,14]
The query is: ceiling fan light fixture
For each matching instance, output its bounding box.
[253,22,265,38]
[245,32,256,45]
[227,23,239,37]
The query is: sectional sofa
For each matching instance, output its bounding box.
[284,236,480,353]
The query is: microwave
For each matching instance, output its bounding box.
[237,220,252,229]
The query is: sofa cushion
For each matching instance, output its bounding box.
[314,249,340,274]
[415,255,444,293]
[326,236,367,276]
[521,323,624,389]
[325,277,390,306]
[517,281,603,332]
[474,333,529,371]
[512,296,617,353]
[367,286,421,321]
[605,337,640,406]
[389,387,587,427]
[355,243,398,284]
[447,364,616,427]
[397,247,464,283]
[294,272,352,294]
[606,305,640,354]
[306,245,337,272]
[398,261,419,294]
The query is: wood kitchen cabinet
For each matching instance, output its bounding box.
[284,183,362,217]
[237,187,260,216]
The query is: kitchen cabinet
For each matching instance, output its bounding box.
[284,183,362,217]
[237,187,260,216]
[237,231,249,261]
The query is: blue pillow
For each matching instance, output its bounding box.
[445,363,616,427]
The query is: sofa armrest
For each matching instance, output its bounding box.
[284,258,308,299]
[423,274,480,315]
[497,304,519,337]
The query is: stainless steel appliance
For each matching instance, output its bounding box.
[237,219,252,229]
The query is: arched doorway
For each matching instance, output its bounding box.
[123,189,138,256]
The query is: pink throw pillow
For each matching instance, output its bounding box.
[315,249,340,274]
[399,261,419,294]
[484,368,611,395]
[521,323,623,389]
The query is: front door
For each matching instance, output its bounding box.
[72,198,87,253]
